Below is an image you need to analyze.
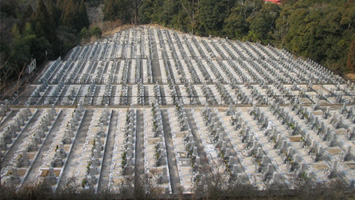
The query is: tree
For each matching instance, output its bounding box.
[224,7,249,40]
[132,0,141,24]
[0,0,19,17]
[79,27,90,39]
[197,0,233,36]
[90,26,102,38]
[79,2,90,29]
[23,4,33,23]
[61,0,76,30]
[2,23,37,79]
[103,0,117,21]
[103,0,132,23]
[31,0,51,38]
[138,0,154,23]
[246,3,280,42]
[116,0,133,23]
[347,35,355,72]
[48,0,61,28]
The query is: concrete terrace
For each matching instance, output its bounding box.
[0,25,354,194]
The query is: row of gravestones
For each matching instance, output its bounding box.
[174,102,202,179]
[161,48,178,84]
[3,106,58,187]
[4,106,351,190]
[238,101,352,186]
[228,106,313,187]
[50,104,86,191]
[121,109,136,176]
[137,81,145,105]
[238,102,351,186]
[201,107,255,185]
[173,35,193,83]
[39,57,61,84]
[0,105,34,159]
[39,26,347,87]
[150,103,171,185]
[83,109,110,191]
[39,51,346,91]
[270,100,354,152]
[169,103,202,192]
[201,82,218,105]
[21,79,354,107]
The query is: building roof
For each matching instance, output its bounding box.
[264,0,281,4]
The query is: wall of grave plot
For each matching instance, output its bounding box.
[0,26,354,194]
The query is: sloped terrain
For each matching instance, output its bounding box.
[0,26,354,194]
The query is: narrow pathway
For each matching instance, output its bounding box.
[109,86,116,106]
[160,86,167,105]
[134,110,144,187]
[151,42,162,84]
[185,109,208,165]
[127,86,132,105]
[57,110,93,191]
[161,110,180,194]
[143,86,149,105]
[98,110,118,192]
[55,85,69,105]
[92,86,102,106]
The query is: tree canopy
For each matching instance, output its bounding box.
[0,0,92,82]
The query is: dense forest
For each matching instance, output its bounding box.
[103,0,355,74]
[0,0,101,84]
[0,0,354,85]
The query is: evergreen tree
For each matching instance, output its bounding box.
[138,0,154,23]
[48,0,61,28]
[115,0,133,23]
[31,0,51,39]
[103,0,117,21]
[61,0,76,29]
[79,2,90,29]
[347,35,355,72]
[224,4,250,40]
[23,4,34,23]
[246,3,280,42]
[197,0,236,36]
[103,0,132,23]
[0,0,19,17]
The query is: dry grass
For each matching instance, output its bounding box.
[345,73,355,82]
[101,23,137,37]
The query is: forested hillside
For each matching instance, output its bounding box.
[104,0,355,74]
[0,0,101,84]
